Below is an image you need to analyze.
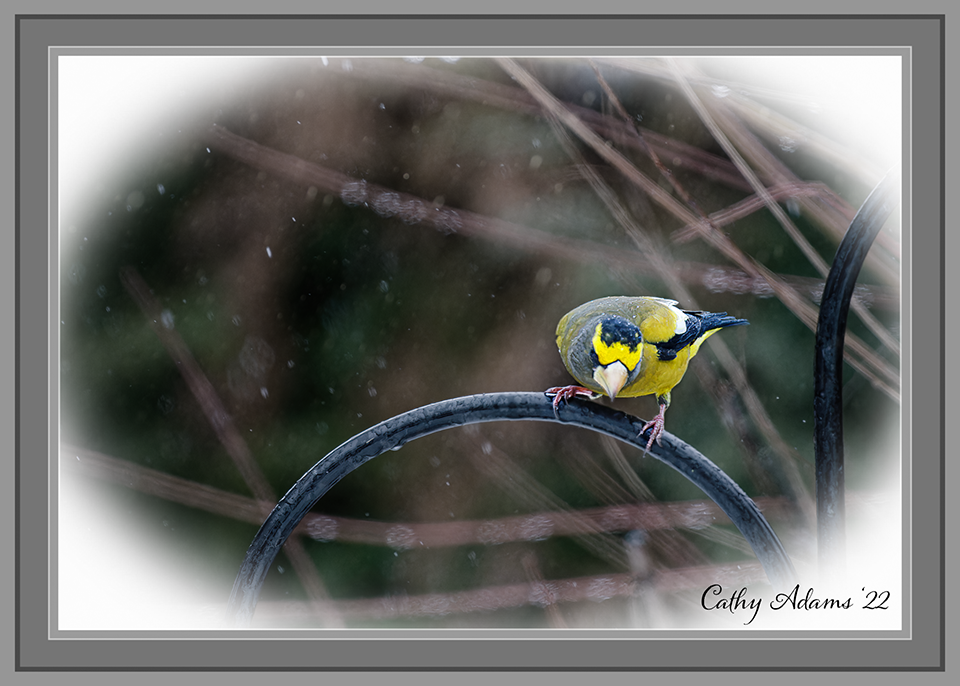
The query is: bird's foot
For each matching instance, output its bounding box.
[545,385,598,419]
[639,406,667,454]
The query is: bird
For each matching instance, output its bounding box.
[546,296,749,453]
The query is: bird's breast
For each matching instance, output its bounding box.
[617,342,692,398]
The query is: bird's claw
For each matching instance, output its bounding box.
[639,416,664,454]
[544,385,597,420]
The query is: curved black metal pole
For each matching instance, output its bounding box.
[227,391,797,626]
[814,165,901,578]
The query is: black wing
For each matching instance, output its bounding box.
[654,310,749,361]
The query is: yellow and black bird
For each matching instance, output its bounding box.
[547,296,748,452]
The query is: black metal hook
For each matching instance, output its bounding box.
[227,391,797,627]
[814,165,901,578]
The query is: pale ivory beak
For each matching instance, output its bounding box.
[593,361,628,400]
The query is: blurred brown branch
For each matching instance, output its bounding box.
[118,266,340,625]
[500,58,816,518]
[497,58,899,404]
[325,56,753,193]
[62,443,800,548]
[667,59,900,357]
[202,123,899,316]
[254,562,771,623]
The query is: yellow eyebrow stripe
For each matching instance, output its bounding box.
[592,323,642,370]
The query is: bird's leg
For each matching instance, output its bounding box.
[640,393,670,454]
[544,385,598,419]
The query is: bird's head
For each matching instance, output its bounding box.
[590,316,643,399]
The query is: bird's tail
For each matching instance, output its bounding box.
[687,312,749,357]
[699,312,750,333]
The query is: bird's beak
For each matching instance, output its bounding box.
[593,361,628,400]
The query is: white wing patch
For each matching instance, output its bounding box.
[651,298,688,335]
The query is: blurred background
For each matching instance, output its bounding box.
[57,55,902,629]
